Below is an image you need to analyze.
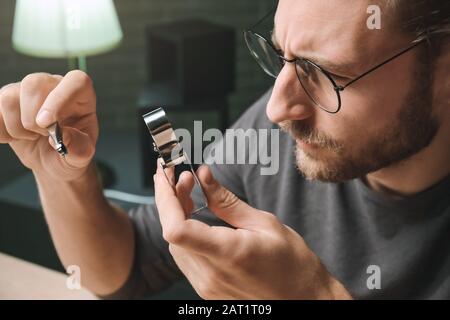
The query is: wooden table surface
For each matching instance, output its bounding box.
[0,252,97,300]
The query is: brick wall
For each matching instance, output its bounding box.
[0,0,275,130]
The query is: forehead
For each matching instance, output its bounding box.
[274,0,404,71]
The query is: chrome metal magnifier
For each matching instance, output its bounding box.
[143,107,208,214]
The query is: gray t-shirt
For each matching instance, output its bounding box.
[108,89,450,299]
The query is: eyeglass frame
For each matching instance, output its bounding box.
[243,9,428,113]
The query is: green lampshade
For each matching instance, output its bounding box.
[12,0,123,58]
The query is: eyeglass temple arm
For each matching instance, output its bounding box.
[339,40,425,90]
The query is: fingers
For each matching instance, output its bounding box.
[0,88,12,143]
[20,73,61,136]
[196,165,271,230]
[48,126,95,168]
[0,73,66,144]
[160,159,176,187]
[36,70,96,129]
[176,170,195,215]
[0,83,39,141]
[154,163,234,256]
[0,112,12,143]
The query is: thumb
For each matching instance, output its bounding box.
[196,165,268,230]
[47,126,95,168]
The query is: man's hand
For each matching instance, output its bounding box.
[154,164,352,300]
[0,71,98,181]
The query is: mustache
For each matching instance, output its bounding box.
[278,120,342,150]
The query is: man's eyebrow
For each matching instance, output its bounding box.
[271,29,358,76]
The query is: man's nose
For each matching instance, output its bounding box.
[266,63,314,124]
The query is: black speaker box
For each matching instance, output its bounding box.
[146,19,236,103]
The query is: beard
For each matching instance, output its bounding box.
[279,53,439,183]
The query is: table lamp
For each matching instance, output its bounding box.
[12,0,123,187]
[12,0,123,72]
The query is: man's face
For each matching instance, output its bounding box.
[267,0,438,182]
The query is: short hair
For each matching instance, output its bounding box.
[388,0,449,44]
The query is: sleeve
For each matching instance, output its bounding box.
[102,88,273,299]
[99,204,183,299]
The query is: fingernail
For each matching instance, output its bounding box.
[36,110,53,127]
[203,166,214,185]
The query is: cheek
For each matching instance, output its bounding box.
[316,60,415,144]
[312,96,399,154]
[345,54,414,118]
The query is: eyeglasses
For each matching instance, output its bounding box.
[243,10,426,113]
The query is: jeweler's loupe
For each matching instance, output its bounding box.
[143,107,208,214]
